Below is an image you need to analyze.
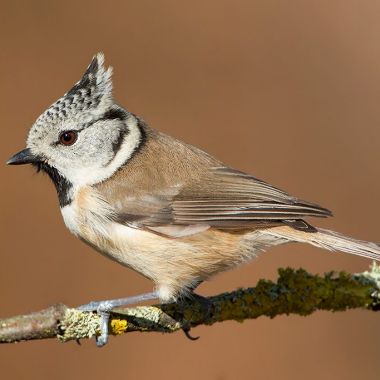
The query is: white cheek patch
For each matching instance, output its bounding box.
[61,116,142,187]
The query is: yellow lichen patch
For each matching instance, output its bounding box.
[110,319,128,335]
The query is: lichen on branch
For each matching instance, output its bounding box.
[1,264,379,344]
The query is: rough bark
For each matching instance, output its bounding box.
[1,265,379,344]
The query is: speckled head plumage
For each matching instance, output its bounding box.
[29,53,114,141]
[9,54,145,204]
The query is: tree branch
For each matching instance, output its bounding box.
[1,265,380,344]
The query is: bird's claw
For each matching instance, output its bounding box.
[182,326,200,341]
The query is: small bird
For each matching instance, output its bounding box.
[7,54,380,346]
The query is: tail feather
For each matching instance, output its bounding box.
[264,226,380,261]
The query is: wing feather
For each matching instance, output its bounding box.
[94,130,332,236]
[166,167,331,226]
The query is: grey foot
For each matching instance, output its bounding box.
[96,305,112,347]
[77,291,159,347]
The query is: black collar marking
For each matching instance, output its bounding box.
[126,116,147,162]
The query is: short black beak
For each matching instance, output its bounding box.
[7,148,40,165]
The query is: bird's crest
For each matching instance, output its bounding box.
[34,53,113,128]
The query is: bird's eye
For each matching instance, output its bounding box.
[59,131,78,146]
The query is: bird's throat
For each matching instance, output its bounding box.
[34,162,73,207]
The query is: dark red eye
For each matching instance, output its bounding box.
[59,131,78,146]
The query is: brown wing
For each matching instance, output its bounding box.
[95,128,331,236]
[148,167,332,228]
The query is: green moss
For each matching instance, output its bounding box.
[202,268,376,327]
[58,266,379,341]
[160,268,376,329]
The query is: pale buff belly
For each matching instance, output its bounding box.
[60,189,281,302]
[81,222,258,301]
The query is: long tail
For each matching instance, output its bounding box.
[263,226,380,261]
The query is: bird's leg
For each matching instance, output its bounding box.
[77,291,159,347]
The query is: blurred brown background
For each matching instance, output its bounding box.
[1,1,380,379]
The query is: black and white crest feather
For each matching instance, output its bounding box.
[32,53,113,131]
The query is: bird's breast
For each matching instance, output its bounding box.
[59,185,271,302]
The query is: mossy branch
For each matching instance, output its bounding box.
[1,264,380,344]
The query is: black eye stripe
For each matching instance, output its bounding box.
[99,108,128,121]
[111,126,129,154]
[53,107,128,146]
[74,108,128,132]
